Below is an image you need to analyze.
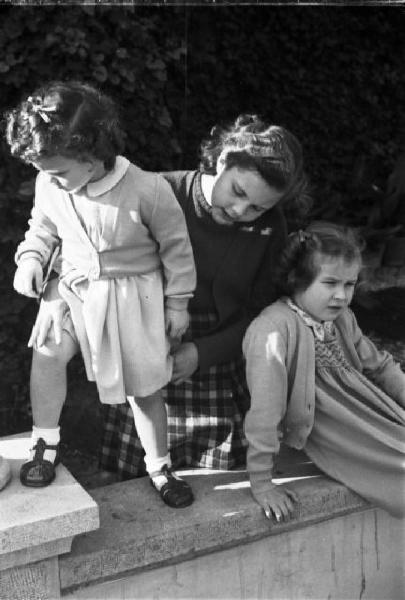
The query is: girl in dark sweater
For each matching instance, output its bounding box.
[100,114,311,477]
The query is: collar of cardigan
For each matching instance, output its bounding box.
[86,156,130,197]
[286,297,335,342]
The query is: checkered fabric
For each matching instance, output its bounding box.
[99,312,250,480]
[99,402,147,480]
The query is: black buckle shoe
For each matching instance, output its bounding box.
[20,438,60,488]
[150,465,194,508]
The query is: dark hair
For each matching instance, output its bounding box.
[275,221,363,296]
[199,114,311,222]
[5,80,125,170]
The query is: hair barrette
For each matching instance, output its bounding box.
[291,229,313,244]
[27,96,57,123]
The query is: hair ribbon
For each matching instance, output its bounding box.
[289,229,313,244]
[27,96,57,123]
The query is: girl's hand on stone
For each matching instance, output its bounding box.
[28,279,67,348]
[170,342,199,384]
[253,483,298,522]
[13,259,43,298]
[165,308,190,339]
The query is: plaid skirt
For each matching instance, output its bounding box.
[100,312,250,479]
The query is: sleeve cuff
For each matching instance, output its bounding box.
[249,468,275,495]
[165,296,190,311]
[15,251,43,265]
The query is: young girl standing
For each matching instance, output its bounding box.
[243,222,405,519]
[6,81,196,508]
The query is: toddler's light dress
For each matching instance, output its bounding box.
[16,157,196,404]
[288,300,405,516]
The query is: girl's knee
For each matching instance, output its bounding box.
[129,391,164,411]
[135,390,163,403]
[32,333,78,365]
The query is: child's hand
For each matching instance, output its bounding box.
[27,278,66,348]
[170,342,199,384]
[252,482,299,522]
[13,258,43,298]
[165,307,190,339]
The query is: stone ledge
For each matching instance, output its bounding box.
[0,434,100,570]
[60,454,372,595]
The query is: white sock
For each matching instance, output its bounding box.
[31,426,60,463]
[145,453,171,475]
[146,454,172,490]
[148,458,177,491]
[127,396,172,481]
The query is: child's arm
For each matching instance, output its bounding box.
[146,175,196,298]
[349,310,405,406]
[15,175,60,267]
[243,317,299,520]
[15,175,60,298]
[142,175,196,337]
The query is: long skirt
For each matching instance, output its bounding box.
[304,337,405,518]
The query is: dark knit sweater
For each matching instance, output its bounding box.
[162,170,287,371]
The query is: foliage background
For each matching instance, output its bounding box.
[0,5,404,436]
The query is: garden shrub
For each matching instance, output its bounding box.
[0,5,403,434]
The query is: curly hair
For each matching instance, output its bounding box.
[5,80,125,170]
[275,221,363,296]
[199,114,312,223]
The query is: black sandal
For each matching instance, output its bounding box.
[150,465,194,508]
[20,437,60,488]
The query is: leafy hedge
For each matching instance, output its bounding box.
[0,5,403,433]
[182,8,404,220]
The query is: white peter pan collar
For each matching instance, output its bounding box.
[86,156,130,197]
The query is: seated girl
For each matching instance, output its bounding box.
[243,222,405,520]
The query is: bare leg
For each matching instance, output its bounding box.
[30,332,78,428]
[21,332,79,487]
